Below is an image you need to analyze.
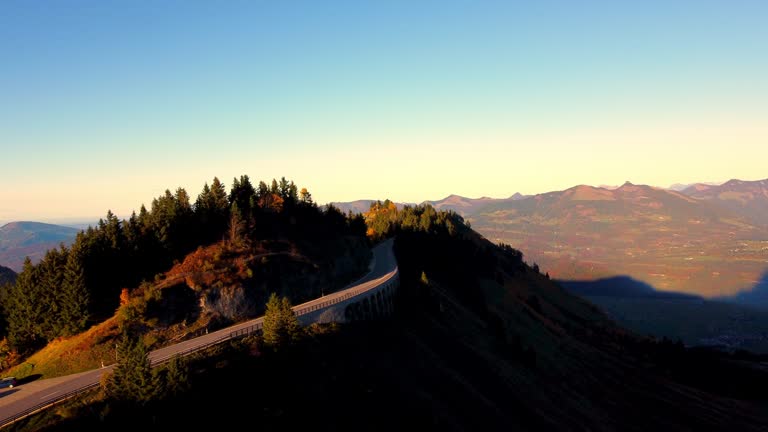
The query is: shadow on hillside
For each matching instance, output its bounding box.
[557,274,768,355]
[715,271,768,310]
[557,276,702,300]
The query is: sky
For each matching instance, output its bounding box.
[1,0,767,224]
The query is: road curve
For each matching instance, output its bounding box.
[0,238,397,428]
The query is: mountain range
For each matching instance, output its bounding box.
[682,179,768,227]
[5,178,767,298]
[334,178,768,300]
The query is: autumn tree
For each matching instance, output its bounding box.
[299,187,313,204]
[0,337,20,371]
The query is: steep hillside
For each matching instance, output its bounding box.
[0,222,79,272]
[469,182,768,297]
[14,212,768,431]
[0,175,373,372]
[0,234,370,381]
[682,178,768,227]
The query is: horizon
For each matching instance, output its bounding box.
[2,1,767,223]
[0,175,759,227]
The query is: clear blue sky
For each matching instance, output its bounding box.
[1,0,767,223]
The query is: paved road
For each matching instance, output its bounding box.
[0,238,397,427]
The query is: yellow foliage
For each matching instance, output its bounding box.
[259,193,284,212]
[119,288,130,306]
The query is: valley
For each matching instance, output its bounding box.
[412,179,768,300]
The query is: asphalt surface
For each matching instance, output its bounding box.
[0,238,397,427]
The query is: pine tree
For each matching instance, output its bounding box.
[161,354,190,399]
[59,246,90,336]
[256,180,270,201]
[230,175,256,217]
[278,176,291,199]
[210,176,229,213]
[6,258,43,351]
[38,246,66,339]
[262,293,301,348]
[228,203,246,247]
[106,329,158,404]
[195,182,212,214]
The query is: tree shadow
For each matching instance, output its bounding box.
[18,374,42,384]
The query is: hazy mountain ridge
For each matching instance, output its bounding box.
[332,178,768,299]
[469,181,768,298]
[0,221,80,272]
[668,181,723,191]
[330,193,529,218]
[681,178,768,226]
[423,193,529,217]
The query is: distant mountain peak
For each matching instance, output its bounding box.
[0,221,80,271]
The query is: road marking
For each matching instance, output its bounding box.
[40,391,59,399]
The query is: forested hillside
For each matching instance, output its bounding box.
[8,200,768,431]
[0,175,369,372]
